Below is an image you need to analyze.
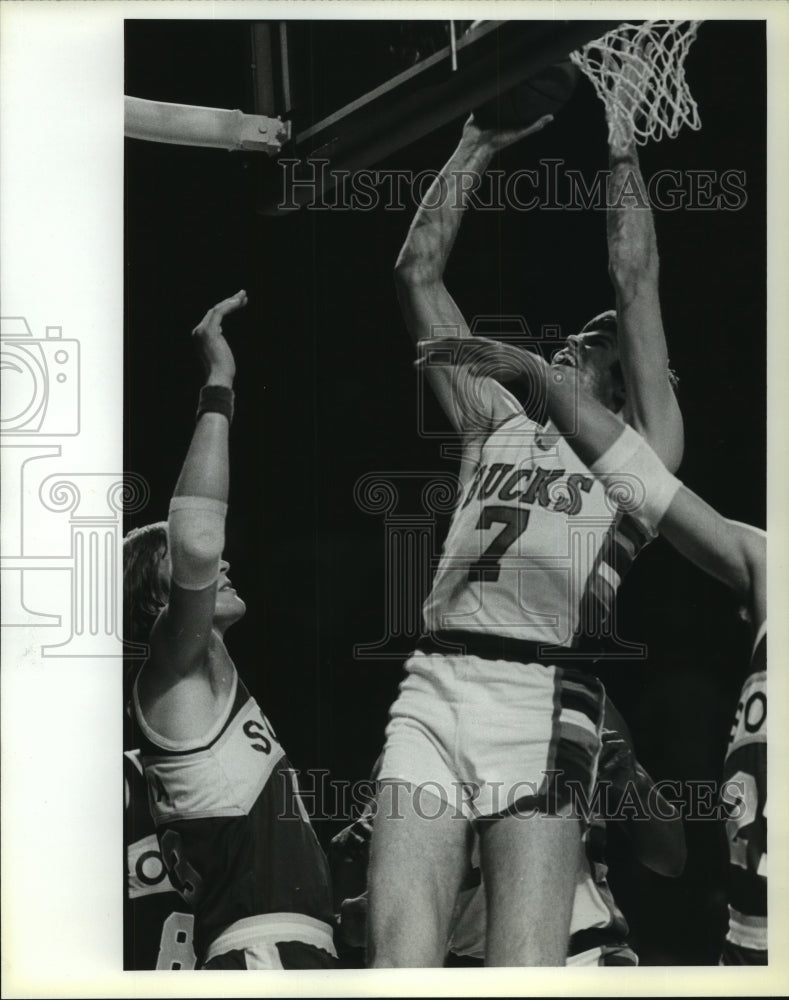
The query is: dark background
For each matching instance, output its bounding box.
[125,19,766,965]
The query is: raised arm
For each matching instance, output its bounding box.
[394,114,551,433]
[606,137,684,472]
[147,290,247,681]
[546,363,764,626]
[421,336,763,625]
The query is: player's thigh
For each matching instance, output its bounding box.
[367,780,470,964]
[480,813,583,966]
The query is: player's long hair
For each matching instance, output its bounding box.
[123,521,169,645]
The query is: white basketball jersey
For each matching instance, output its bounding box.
[423,408,651,647]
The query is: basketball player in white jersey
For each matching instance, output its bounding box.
[335,706,685,967]
[368,105,683,967]
[125,292,336,969]
[428,333,766,963]
[446,714,686,968]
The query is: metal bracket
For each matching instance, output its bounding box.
[125,96,291,155]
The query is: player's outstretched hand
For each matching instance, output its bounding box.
[191,289,248,386]
[463,111,553,152]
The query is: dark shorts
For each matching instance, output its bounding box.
[720,940,767,966]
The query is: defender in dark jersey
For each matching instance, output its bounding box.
[436,337,766,963]
[124,749,196,970]
[124,292,336,970]
[720,623,766,964]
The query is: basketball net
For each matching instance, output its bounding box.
[570,21,703,150]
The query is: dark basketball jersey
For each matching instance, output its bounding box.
[124,750,196,970]
[720,623,767,963]
[132,670,334,964]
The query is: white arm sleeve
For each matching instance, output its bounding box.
[590,424,682,534]
[167,495,227,590]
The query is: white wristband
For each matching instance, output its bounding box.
[590,425,682,534]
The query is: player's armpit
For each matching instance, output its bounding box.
[147,579,218,679]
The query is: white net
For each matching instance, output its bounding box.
[570,20,703,149]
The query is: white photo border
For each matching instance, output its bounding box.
[1,1,788,996]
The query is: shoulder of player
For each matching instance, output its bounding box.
[134,632,237,740]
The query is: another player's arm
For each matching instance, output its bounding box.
[545,365,765,625]
[394,114,551,433]
[598,719,686,879]
[420,336,764,624]
[328,805,375,912]
[146,291,247,681]
[657,495,765,628]
[622,758,686,878]
[606,139,684,472]
[414,334,553,433]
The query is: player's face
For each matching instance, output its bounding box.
[214,560,247,630]
[156,551,246,631]
[551,330,622,408]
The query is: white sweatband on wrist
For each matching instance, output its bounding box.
[590,424,682,535]
[167,496,227,590]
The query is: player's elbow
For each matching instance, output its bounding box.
[638,824,687,878]
[169,528,225,581]
[739,525,766,603]
[650,855,685,879]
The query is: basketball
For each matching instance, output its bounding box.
[473,60,580,129]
